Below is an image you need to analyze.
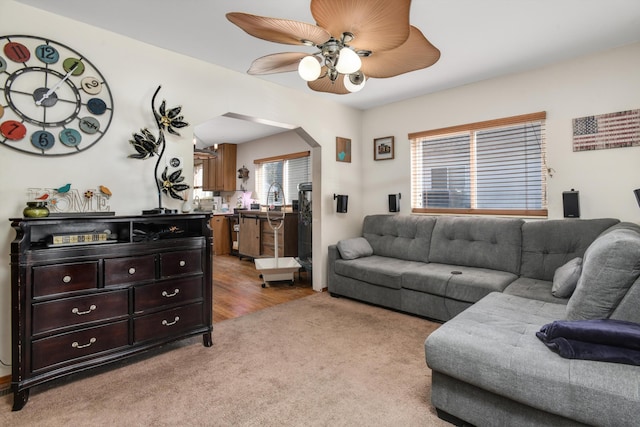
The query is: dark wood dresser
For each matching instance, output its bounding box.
[9,213,213,411]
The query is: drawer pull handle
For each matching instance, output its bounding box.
[128,267,136,275]
[72,337,96,349]
[72,304,97,315]
[179,260,186,267]
[62,275,72,283]
[162,316,180,326]
[162,289,180,298]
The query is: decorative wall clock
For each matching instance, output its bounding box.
[0,35,113,156]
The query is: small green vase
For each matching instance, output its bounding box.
[23,201,50,218]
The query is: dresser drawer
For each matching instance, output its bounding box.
[32,290,129,336]
[133,276,203,313]
[160,250,202,278]
[32,262,98,297]
[31,320,129,371]
[133,303,204,343]
[104,254,156,286]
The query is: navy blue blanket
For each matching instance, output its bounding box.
[536,319,640,365]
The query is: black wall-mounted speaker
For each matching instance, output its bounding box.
[563,190,580,218]
[389,194,400,212]
[335,195,348,213]
[634,189,640,208]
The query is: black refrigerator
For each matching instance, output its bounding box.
[297,182,312,279]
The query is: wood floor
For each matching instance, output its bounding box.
[212,254,316,323]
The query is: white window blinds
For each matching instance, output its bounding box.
[410,112,547,216]
[255,151,311,205]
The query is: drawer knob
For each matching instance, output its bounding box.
[72,304,97,316]
[62,275,72,283]
[72,337,96,349]
[162,316,180,326]
[161,289,180,298]
[179,260,186,267]
[128,267,136,275]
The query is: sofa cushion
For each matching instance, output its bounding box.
[504,277,569,305]
[402,263,517,303]
[566,223,640,320]
[336,237,373,260]
[333,255,425,290]
[425,293,640,426]
[520,218,619,281]
[552,257,582,298]
[363,214,436,263]
[428,216,523,274]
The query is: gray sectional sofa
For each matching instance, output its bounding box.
[327,214,640,426]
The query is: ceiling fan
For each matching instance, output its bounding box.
[226,0,440,94]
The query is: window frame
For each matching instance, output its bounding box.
[254,150,311,206]
[409,112,547,217]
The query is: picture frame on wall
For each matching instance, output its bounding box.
[374,136,394,161]
[336,137,351,162]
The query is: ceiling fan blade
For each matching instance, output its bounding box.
[247,52,310,75]
[360,26,440,78]
[311,0,411,51]
[227,12,331,46]
[307,69,350,94]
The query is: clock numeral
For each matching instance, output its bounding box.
[36,45,60,64]
[4,42,30,62]
[87,98,107,115]
[59,129,82,147]
[81,77,103,95]
[63,57,85,76]
[79,117,100,134]
[0,120,27,140]
[31,131,55,150]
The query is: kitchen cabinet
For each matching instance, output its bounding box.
[203,143,237,192]
[211,215,230,255]
[238,211,298,259]
[9,214,213,411]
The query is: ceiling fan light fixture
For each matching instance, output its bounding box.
[335,47,361,74]
[298,55,322,81]
[228,1,440,96]
[344,71,366,93]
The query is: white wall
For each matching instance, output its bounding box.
[361,42,640,223]
[0,0,364,375]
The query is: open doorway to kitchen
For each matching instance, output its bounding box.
[192,113,322,321]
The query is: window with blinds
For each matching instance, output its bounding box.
[410,112,547,216]
[255,151,311,206]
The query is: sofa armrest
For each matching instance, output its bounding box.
[327,244,342,293]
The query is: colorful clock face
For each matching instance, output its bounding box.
[0,35,114,156]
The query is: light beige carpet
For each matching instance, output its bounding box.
[1,292,448,426]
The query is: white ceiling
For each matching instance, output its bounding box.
[15,0,640,146]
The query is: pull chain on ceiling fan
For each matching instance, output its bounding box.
[226,0,440,95]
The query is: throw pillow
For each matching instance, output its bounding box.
[337,237,373,260]
[566,227,640,320]
[552,257,582,298]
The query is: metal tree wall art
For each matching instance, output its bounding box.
[129,85,190,214]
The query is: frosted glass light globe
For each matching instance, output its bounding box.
[344,73,366,93]
[336,47,361,74]
[298,56,321,81]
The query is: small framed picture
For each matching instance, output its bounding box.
[374,136,394,161]
[336,137,351,163]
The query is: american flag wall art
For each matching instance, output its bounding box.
[572,109,640,152]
